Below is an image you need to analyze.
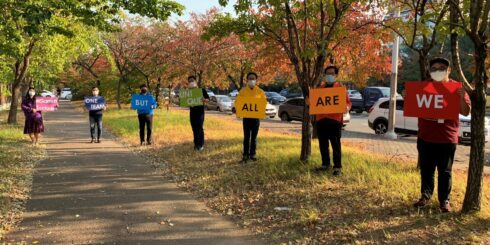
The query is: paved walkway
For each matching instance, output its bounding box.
[6,101,259,244]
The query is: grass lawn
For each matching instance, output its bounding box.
[104,107,490,244]
[0,112,45,240]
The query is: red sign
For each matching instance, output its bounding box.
[404,81,461,120]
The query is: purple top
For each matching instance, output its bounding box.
[22,97,43,121]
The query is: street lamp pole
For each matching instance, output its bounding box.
[385,6,400,140]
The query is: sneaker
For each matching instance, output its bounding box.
[147,141,152,145]
[240,156,249,164]
[90,139,95,143]
[332,168,342,176]
[96,139,101,143]
[440,200,451,213]
[197,146,204,151]
[314,166,331,172]
[413,198,429,208]
[250,156,258,161]
[140,142,145,146]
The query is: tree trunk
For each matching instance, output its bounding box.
[418,52,429,80]
[300,103,312,161]
[7,82,22,124]
[462,44,487,213]
[116,77,123,110]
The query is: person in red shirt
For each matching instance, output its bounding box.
[413,57,471,213]
[315,65,352,176]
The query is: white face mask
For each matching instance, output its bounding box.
[29,91,35,97]
[325,75,336,84]
[189,81,197,88]
[430,70,447,82]
[248,80,256,88]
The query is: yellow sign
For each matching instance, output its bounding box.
[309,87,347,115]
[235,97,267,119]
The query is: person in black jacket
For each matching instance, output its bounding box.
[89,87,105,143]
[186,76,210,151]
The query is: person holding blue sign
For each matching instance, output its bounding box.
[86,87,106,143]
[134,84,157,146]
[185,76,210,151]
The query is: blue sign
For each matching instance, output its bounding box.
[131,94,156,110]
[84,96,105,111]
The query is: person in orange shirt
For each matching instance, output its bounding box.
[315,66,351,176]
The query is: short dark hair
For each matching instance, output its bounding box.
[92,86,99,90]
[324,65,339,75]
[247,72,258,79]
[429,57,450,68]
[140,84,148,89]
[187,75,197,81]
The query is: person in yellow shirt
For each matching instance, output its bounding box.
[237,72,267,163]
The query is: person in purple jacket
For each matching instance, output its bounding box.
[22,87,44,145]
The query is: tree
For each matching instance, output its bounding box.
[210,0,377,161]
[448,0,489,213]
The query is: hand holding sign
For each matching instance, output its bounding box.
[309,87,347,115]
[404,81,461,120]
[235,97,267,119]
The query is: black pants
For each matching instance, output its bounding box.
[190,110,205,148]
[138,114,153,143]
[317,118,342,169]
[89,114,103,140]
[243,118,260,157]
[417,139,456,204]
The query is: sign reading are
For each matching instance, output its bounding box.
[84,96,105,111]
[179,88,203,107]
[309,87,347,115]
[131,94,156,110]
[235,97,267,119]
[404,81,461,120]
[35,97,58,112]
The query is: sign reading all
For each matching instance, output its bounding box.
[35,97,58,112]
[309,87,347,115]
[84,96,105,111]
[404,81,461,120]
[235,97,267,119]
[131,94,156,110]
[179,88,204,107]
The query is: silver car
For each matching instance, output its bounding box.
[206,95,233,112]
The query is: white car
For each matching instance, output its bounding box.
[266,103,277,118]
[40,90,56,97]
[348,89,362,99]
[60,88,72,100]
[368,98,489,143]
[229,90,238,97]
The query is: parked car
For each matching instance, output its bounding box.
[367,97,489,143]
[278,97,350,126]
[348,89,362,99]
[351,86,399,114]
[206,89,215,97]
[265,92,287,105]
[279,87,303,98]
[231,101,277,118]
[206,95,233,112]
[40,90,55,98]
[60,88,72,100]
[229,89,239,97]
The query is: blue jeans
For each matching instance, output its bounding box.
[89,114,103,140]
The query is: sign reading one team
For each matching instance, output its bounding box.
[131,94,156,110]
[35,97,58,112]
[235,97,267,119]
[309,87,347,115]
[404,81,461,120]
[84,96,105,111]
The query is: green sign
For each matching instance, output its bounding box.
[179,88,204,107]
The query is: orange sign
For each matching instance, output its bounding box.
[309,87,347,115]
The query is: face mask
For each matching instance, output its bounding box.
[326,75,336,84]
[189,82,197,88]
[28,91,35,97]
[93,91,99,96]
[430,70,447,82]
[248,80,256,88]
[141,89,148,94]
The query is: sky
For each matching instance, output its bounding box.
[171,0,235,21]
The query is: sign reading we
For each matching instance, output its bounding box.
[235,97,267,119]
[131,94,155,110]
[35,97,58,112]
[309,87,347,115]
[404,81,461,120]
[84,96,105,111]
[179,88,203,107]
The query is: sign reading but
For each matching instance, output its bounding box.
[179,88,204,107]
[235,97,267,119]
[35,97,58,112]
[84,96,105,111]
[404,81,461,120]
[131,94,155,110]
[309,87,347,115]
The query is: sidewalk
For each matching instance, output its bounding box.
[6,101,260,244]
